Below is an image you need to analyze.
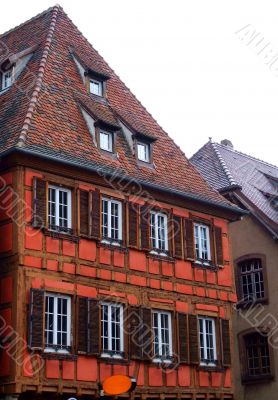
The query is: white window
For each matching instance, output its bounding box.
[152,310,172,362]
[101,303,124,358]
[198,317,217,365]
[45,293,71,353]
[100,131,113,152]
[137,142,150,163]
[150,211,168,252]
[102,198,122,242]
[48,185,72,232]
[194,223,211,261]
[90,79,103,96]
[2,69,13,90]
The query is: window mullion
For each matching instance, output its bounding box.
[158,313,162,357]
[55,189,59,227]
[155,214,159,249]
[108,305,112,351]
[203,319,207,360]
[54,297,58,346]
[108,201,111,239]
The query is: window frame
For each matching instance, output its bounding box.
[152,310,173,363]
[44,293,71,354]
[101,197,122,244]
[239,329,274,384]
[48,185,72,233]
[1,67,14,90]
[236,254,268,307]
[137,141,150,163]
[150,211,168,254]
[101,302,124,359]
[198,316,217,366]
[99,130,113,153]
[89,78,103,96]
[194,223,211,263]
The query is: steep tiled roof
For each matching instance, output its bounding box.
[191,141,278,230]
[0,6,240,213]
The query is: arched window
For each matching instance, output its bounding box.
[236,255,267,305]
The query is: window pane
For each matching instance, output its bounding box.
[90,80,102,95]
[100,132,112,152]
[240,259,264,301]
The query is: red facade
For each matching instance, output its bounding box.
[0,6,242,400]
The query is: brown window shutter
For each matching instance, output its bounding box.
[128,306,142,359]
[88,299,100,355]
[28,288,44,350]
[221,319,231,367]
[215,226,224,266]
[77,296,88,353]
[141,307,152,360]
[140,205,150,251]
[32,178,46,228]
[177,313,189,363]
[128,203,139,247]
[80,190,89,236]
[184,218,195,260]
[91,189,100,240]
[173,215,183,259]
[188,314,199,364]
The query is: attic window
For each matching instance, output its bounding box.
[100,130,113,152]
[1,68,13,90]
[90,79,103,96]
[137,142,150,163]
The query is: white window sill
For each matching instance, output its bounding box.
[44,348,70,354]
[101,352,123,359]
[101,239,121,246]
[153,358,172,364]
[200,361,217,367]
[195,259,211,266]
[149,250,168,257]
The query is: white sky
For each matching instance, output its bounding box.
[2,0,278,166]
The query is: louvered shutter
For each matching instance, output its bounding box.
[88,299,100,355]
[80,190,89,236]
[215,227,224,266]
[173,215,183,259]
[32,178,46,228]
[188,314,199,364]
[128,306,142,359]
[184,219,195,260]
[28,289,44,350]
[141,307,152,360]
[221,319,231,366]
[77,297,88,353]
[140,205,150,251]
[178,313,189,363]
[128,203,139,247]
[91,189,100,240]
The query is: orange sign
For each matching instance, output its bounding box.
[103,375,133,395]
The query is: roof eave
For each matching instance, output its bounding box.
[1,146,246,220]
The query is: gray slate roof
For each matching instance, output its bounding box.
[191,141,278,230]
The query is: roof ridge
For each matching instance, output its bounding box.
[210,141,238,186]
[215,142,278,172]
[17,5,61,147]
[0,5,60,38]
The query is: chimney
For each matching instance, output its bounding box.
[220,139,233,148]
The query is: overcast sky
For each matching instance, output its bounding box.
[2,0,278,165]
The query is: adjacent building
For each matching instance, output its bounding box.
[191,139,278,400]
[0,7,243,400]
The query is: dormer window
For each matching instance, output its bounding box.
[100,130,113,152]
[137,142,150,163]
[1,68,13,90]
[90,79,103,96]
